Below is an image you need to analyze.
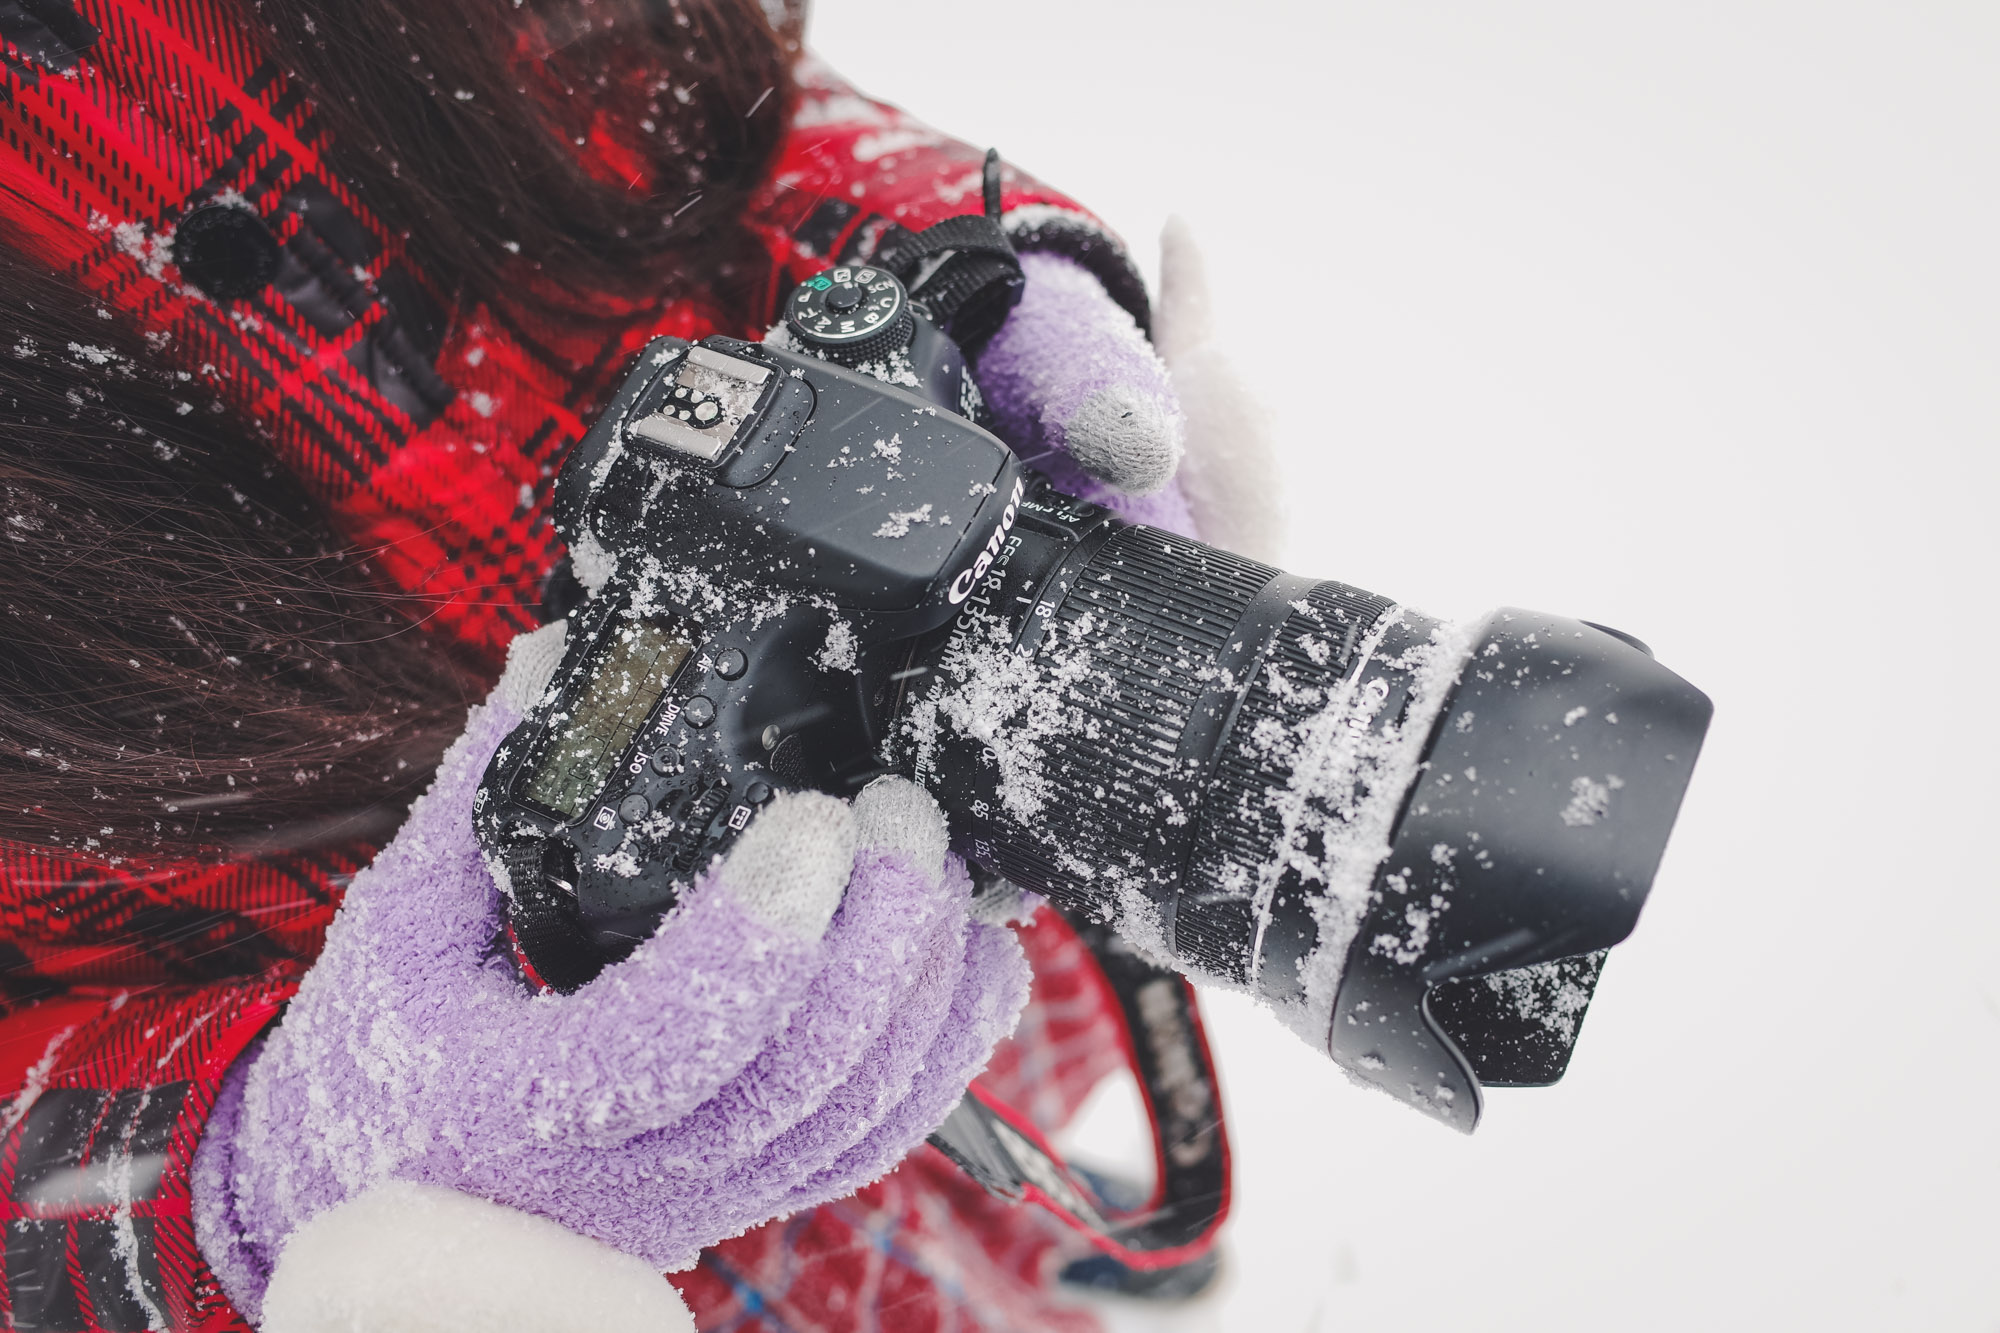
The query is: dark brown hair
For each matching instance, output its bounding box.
[258,0,796,316]
[0,0,795,856]
[0,250,483,855]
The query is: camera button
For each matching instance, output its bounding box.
[681,695,717,728]
[617,795,652,824]
[745,781,773,805]
[715,648,748,680]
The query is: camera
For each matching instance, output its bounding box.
[476,254,1711,1132]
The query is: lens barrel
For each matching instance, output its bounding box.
[905,477,1710,1129]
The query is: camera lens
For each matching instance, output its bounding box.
[909,515,1405,999]
[518,326,1710,1125]
[902,478,1709,1128]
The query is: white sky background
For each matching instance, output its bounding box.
[813,3,1999,1330]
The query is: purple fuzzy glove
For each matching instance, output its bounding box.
[976,251,1197,535]
[191,624,1030,1325]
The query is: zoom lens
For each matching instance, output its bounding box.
[903,476,1709,1130]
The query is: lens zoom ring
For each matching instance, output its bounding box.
[1024,526,1277,889]
[1175,581,1395,983]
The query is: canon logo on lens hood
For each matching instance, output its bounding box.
[948,477,1027,604]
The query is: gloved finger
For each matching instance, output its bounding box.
[770,918,1030,1220]
[680,870,975,1236]
[541,885,970,1272]
[441,874,1015,1275]
[599,898,965,1259]
[512,790,854,1149]
[639,783,960,1175]
[848,775,949,880]
[976,252,1186,498]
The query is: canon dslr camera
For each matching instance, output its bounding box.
[476,249,1710,1131]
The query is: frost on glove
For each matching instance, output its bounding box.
[190,624,1030,1321]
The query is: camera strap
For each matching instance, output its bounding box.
[873,150,1026,353]
[929,914,1232,1271]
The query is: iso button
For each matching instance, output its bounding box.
[784,266,916,367]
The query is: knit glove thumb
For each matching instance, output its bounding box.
[191,623,1030,1323]
[976,251,1187,506]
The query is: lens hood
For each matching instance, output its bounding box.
[1327,610,1711,1131]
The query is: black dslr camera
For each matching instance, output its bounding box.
[476,245,1710,1132]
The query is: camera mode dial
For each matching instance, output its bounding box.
[785,266,915,367]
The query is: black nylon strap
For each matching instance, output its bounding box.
[929,915,1232,1268]
[878,214,1018,272]
[874,157,1026,354]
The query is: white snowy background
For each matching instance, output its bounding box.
[813,3,1999,1330]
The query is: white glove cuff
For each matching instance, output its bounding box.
[262,1180,696,1333]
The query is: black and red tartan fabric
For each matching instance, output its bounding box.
[0,844,363,1014]
[0,2,1183,1328]
[0,0,1154,1003]
[0,972,294,1332]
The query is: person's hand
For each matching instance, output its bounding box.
[192,623,1030,1329]
[976,234,1285,559]
[976,251,1189,524]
